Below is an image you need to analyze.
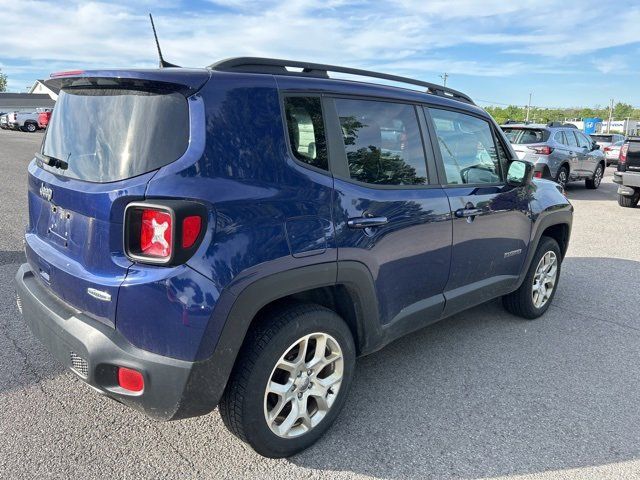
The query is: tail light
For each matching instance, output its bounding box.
[532,145,553,155]
[603,146,612,153]
[124,201,207,265]
[533,171,543,178]
[619,143,629,164]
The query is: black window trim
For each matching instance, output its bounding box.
[423,104,509,188]
[322,93,440,190]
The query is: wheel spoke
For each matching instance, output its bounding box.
[277,400,300,436]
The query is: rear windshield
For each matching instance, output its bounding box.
[590,135,613,142]
[502,128,549,144]
[42,88,189,182]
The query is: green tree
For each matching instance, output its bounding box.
[613,102,634,120]
[0,69,6,92]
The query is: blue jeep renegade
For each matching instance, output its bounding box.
[15,58,573,458]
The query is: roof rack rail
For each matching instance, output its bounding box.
[208,57,475,105]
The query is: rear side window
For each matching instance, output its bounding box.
[566,131,579,147]
[431,109,502,185]
[502,128,549,144]
[554,131,567,145]
[43,88,189,183]
[334,98,428,186]
[284,97,328,170]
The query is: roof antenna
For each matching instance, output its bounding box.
[149,13,180,68]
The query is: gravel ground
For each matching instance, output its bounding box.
[1,128,640,479]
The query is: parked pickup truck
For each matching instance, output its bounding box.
[613,136,640,208]
[0,113,8,129]
[7,111,40,132]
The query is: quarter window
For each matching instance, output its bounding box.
[284,97,328,170]
[430,109,502,185]
[334,98,428,186]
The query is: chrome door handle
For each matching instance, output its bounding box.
[347,216,389,229]
[454,208,481,218]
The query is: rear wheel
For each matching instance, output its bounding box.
[555,166,569,188]
[585,163,603,189]
[219,303,355,458]
[503,237,561,319]
[618,189,640,208]
[25,122,37,133]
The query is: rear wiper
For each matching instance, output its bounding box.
[35,152,68,170]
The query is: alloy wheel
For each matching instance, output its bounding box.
[264,332,344,438]
[532,251,558,309]
[557,170,567,188]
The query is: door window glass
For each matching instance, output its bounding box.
[334,98,428,185]
[575,132,591,148]
[430,109,502,185]
[566,131,579,147]
[284,96,328,170]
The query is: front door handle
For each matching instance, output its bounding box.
[347,216,389,229]
[454,207,481,218]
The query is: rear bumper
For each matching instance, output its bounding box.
[14,263,222,420]
[613,171,640,188]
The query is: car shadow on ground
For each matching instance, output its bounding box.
[562,169,619,202]
[291,257,640,479]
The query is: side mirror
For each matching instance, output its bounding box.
[507,160,533,187]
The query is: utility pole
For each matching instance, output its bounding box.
[440,73,448,88]
[607,98,614,133]
[525,92,532,123]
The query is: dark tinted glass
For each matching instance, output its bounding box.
[431,109,502,185]
[43,88,189,183]
[335,99,427,185]
[284,97,328,170]
[590,134,613,142]
[502,128,549,144]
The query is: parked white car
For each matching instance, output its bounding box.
[603,140,625,165]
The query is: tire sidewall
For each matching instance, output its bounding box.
[522,238,562,317]
[26,123,36,132]
[241,308,356,457]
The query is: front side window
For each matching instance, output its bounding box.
[284,96,328,170]
[575,132,591,148]
[430,109,502,185]
[334,98,428,186]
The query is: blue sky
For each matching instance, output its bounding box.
[1,0,639,108]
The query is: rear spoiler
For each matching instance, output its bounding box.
[45,69,210,96]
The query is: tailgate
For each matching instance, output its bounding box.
[25,163,154,326]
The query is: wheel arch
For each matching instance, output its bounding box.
[173,261,380,419]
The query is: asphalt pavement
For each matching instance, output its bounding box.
[1,128,640,479]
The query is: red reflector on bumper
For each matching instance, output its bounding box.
[118,367,144,392]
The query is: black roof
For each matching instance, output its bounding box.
[0,93,55,111]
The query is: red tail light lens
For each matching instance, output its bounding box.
[182,215,202,248]
[533,171,543,178]
[533,146,553,155]
[140,209,173,258]
[619,143,629,164]
[124,201,206,265]
[117,367,144,392]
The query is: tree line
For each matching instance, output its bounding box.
[484,103,639,125]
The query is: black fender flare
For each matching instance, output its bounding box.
[172,261,379,419]
[515,208,572,289]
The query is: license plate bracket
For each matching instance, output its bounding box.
[47,205,71,248]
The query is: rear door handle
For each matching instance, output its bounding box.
[347,216,389,229]
[454,207,481,218]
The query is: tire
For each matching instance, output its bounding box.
[585,163,603,189]
[25,122,37,133]
[555,166,569,189]
[618,190,640,208]
[503,236,562,319]
[219,303,356,458]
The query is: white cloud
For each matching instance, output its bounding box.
[0,0,638,86]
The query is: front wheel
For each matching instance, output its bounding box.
[503,237,561,319]
[219,303,356,458]
[585,164,603,189]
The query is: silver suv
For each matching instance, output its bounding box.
[502,123,606,189]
